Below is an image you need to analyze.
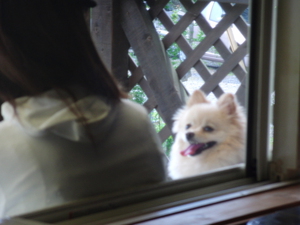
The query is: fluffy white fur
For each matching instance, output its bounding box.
[168,90,246,179]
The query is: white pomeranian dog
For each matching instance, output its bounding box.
[168,90,246,179]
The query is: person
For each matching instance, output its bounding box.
[0,0,166,217]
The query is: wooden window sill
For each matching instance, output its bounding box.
[134,183,300,225]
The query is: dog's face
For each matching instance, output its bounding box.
[173,90,244,157]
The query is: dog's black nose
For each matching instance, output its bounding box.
[186,132,194,141]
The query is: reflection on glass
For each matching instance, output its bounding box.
[0,0,251,220]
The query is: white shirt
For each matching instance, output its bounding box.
[0,89,166,217]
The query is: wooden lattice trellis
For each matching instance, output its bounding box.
[91,0,249,150]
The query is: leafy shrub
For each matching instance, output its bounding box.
[130,85,173,155]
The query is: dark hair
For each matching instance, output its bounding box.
[0,0,126,104]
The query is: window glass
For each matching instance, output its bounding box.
[16,1,300,224]
[0,0,268,222]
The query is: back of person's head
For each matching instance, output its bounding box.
[0,0,125,103]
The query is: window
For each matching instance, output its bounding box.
[6,0,300,224]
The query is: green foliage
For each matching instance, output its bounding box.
[167,4,182,24]
[189,29,206,48]
[165,0,181,11]
[167,43,180,60]
[129,49,139,65]
[149,110,164,133]
[163,136,174,157]
[130,85,174,155]
[130,85,147,104]
[194,29,205,43]
[170,12,180,24]
[166,42,181,68]
[150,109,173,155]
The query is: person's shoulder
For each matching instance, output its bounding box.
[112,99,153,128]
[120,99,148,116]
[0,120,23,151]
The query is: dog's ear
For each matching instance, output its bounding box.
[187,90,208,107]
[217,93,237,115]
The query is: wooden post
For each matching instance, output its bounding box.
[121,0,183,128]
[91,0,130,88]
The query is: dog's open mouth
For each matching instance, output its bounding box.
[180,141,217,156]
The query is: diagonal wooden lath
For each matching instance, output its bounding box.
[201,41,248,93]
[162,2,209,49]
[149,0,249,106]
[176,3,248,76]
[157,8,225,99]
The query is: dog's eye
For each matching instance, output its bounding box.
[186,124,192,129]
[203,126,214,132]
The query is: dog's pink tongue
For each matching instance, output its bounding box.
[180,143,205,156]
